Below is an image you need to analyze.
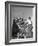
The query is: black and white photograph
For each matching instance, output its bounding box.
[5,1,37,44]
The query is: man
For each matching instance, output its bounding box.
[25,17,33,38]
[12,18,20,39]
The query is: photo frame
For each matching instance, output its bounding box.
[5,1,37,45]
